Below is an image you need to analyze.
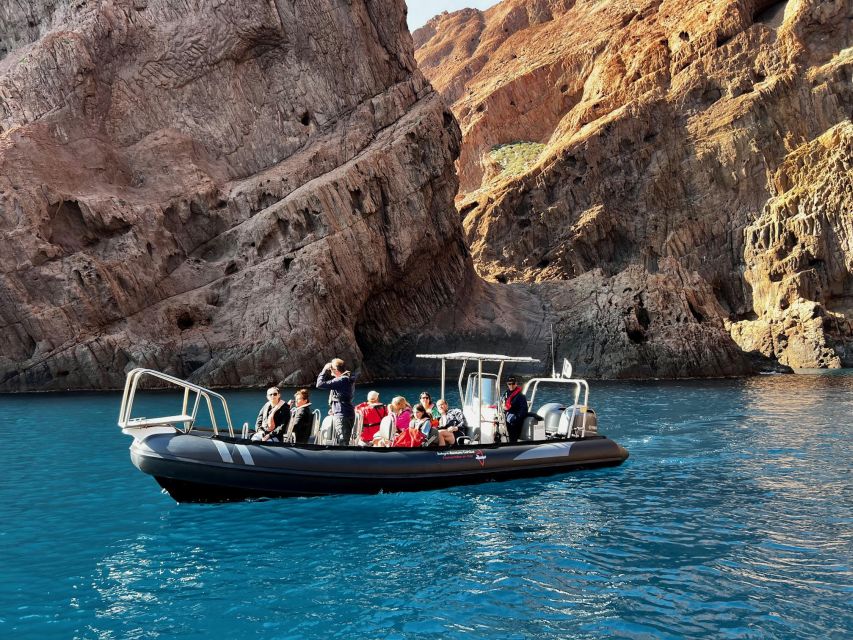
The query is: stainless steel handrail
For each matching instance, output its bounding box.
[524,377,591,437]
[351,412,364,445]
[309,409,324,442]
[117,368,235,436]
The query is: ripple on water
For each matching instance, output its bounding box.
[1,376,852,638]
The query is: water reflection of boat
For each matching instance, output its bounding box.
[118,353,629,502]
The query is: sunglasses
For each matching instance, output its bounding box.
[268,392,279,396]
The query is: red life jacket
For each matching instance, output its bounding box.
[392,428,423,448]
[504,387,522,411]
[357,402,388,442]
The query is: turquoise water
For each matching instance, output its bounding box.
[1,374,851,639]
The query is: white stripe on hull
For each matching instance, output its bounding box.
[513,441,574,461]
[212,439,233,463]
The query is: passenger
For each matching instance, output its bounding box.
[500,375,528,444]
[288,388,313,444]
[355,390,388,444]
[388,396,413,433]
[411,403,433,439]
[418,392,441,423]
[391,403,428,447]
[436,398,466,446]
[316,358,356,446]
[252,386,290,443]
[372,396,411,447]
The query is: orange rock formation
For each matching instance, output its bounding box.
[415,0,852,370]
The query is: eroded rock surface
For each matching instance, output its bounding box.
[416,0,852,371]
[731,122,853,368]
[0,0,478,390]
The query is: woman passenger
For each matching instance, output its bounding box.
[373,396,412,446]
[288,388,313,443]
[252,386,290,443]
[389,396,413,433]
[410,404,432,440]
[419,392,440,422]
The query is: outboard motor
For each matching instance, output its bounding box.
[539,403,567,437]
[560,405,598,437]
[540,403,598,438]
[576,407,598,436]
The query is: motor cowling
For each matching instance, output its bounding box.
[539,403,598,438]
[538,403,567,437]
[559,405,597,437]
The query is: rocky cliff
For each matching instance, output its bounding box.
[415,0,852,372]
[2,0,849,392]
[0,0,484,391]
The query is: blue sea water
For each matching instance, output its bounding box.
[1,374,851,639]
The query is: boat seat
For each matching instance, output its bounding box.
[521,413,544,441]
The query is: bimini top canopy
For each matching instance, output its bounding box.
[416,353,541,410]
[416,352,540,364]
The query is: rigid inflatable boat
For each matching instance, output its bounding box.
[119,354,629,502]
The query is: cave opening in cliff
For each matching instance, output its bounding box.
[753,0,788,28]
[47,200,96,253]
[626,328,647,344]
[176,312,195,331]
[687,301,705,323]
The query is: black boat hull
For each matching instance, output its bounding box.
[129,431,629,502]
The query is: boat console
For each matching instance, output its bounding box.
[415,352,599,444]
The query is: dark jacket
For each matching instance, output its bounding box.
[439,407,468,437]
[290,403,314,443]
[255,401,291,440]
[316,370,356,418]
[500,388,528,429]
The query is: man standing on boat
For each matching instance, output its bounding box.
[500,376,528,444]
[316,358,356,446]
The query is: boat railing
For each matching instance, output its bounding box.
[351,412,364,445]
[309,409,323,442]
[117,368,235,437]
[525,377,592,437]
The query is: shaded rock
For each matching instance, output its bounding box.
[0,0,472,391]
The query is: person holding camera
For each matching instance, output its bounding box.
[316,358,356,446]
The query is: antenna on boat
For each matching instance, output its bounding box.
[550,323,556,378]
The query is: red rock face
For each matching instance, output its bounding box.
[0,0,475,390]
[416,0,852,372]
[2,0,847,390]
